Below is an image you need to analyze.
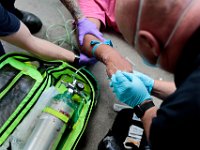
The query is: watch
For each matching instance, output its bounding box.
[134,101,155,118]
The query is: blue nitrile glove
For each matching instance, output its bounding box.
[79,53,97,66]
[77,18,105,46]
[110,71,152,108]
[133,71,154,94]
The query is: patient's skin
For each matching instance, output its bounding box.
[60,0,133,77]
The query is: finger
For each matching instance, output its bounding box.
[93,32,105,42]
[110,70,122,83]
[114,71,130,83]
[109,81,113,87]
[79,35,84,46]
[110,72,117,83]
[110,76,127,88]
[106,66,116,79]
[106,68,112,79]
[122,72,134,81]
[86,58,97,65]
[87,31,105,42]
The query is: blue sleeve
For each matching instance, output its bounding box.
[0,3,20,36]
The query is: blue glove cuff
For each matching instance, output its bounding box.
[90,40,113,57]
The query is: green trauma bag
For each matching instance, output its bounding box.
[0,52,99,150]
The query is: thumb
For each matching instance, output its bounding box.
[79,34,84,46]
[114,71,130,83]
[110,71,129,88]
[92,32,105,42]
[79,53,97,65]
[86,30,105,42]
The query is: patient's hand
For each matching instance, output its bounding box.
[102,50,133,77]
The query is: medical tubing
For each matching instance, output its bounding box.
[45,8,78,50]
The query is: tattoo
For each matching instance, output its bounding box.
[60,0,84,21]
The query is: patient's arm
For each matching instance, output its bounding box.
[60,0,84,21]
[60,1,133,77]
[80,18,133,77]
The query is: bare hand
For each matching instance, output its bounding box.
[103,50,133,77]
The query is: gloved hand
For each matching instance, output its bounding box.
[77,17,105,46]
[110,71,152,108]
[133,71,154,94]
[78,53,97,66]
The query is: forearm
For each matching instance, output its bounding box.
[59,0,83,21]
[1,22,75,62]
[26,36,75,62]
[152,80,176,100]
[82,34,133,77]
[81,34,114,62]
[141,106,157,143]
[77,16,132,76]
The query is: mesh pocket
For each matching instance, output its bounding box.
[0,65,19,92]
[0,75,35,128]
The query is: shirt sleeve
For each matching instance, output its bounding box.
[149,67,200,149]
[0,3,20,36]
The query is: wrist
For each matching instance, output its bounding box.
[134,100,155,118]
[90,40,113,57]
[73,54,80,65]
[100,49,118,65]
